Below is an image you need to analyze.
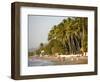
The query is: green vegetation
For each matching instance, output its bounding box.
[29,17,88,56]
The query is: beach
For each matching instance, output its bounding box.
[28,55,88,66]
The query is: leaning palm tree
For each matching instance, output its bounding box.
[75,17,88,55]
[48,17,88,55]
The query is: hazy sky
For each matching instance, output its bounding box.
[28,15,67,51]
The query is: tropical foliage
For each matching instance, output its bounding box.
[29,17,88,56]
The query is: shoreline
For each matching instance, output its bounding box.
[28,55,88,66]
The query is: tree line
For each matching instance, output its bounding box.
[29,17,88,56]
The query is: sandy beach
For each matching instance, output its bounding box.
[28,55,88,66]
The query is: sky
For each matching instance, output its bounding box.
[28,15,67,51]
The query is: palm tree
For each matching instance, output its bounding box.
[81,18,88,55]
[47,17,88,55]
[74,17,88,55]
